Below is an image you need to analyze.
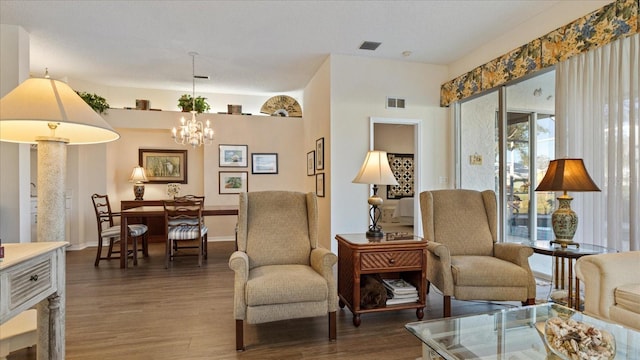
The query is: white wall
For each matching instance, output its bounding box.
[303,56,332,249]
[329,55,449,249]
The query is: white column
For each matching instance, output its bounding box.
[36,138,67,242]
[36,137,67,360]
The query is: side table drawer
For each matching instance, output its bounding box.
[8,257,53,310]
[361,250,422,271]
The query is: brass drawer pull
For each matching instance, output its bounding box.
[388,258,395,264]
[30,274,39,282]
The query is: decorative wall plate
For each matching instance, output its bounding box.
[260,95,302,117]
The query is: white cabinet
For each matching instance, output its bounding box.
[0,242,68,359]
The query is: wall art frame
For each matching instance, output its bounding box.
[315,137,324,170]
[138,148,187,184]
[316,172,325,197]
[219,144,248,167]
[307,151,315,176]
[251,153,278,174]
[219,171,248,194]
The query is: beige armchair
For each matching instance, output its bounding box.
[575,251,640,331]
[420,189,536,317]
[228,191,338,351]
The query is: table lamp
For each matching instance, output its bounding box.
[535,158,600,248]
[129,166,149,200]
[0,75,119,359]
[352,150,399,238]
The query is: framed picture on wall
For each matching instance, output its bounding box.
[307,151,315,176]
[316,173,325,197]
[138,149,187,184]
[219,171,248,194]
[251,153,278,174]
[316,137,324,170]
[219,144,248,167]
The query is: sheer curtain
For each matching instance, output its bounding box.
[556,34,639,251]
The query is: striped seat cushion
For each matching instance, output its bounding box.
[102,224,148,238]
[128,224,148,236]
[168,225,208,240]
[168,218,201,226]
[101,225,120,238]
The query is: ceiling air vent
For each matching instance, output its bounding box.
[386,97,406,109]
[359,41,381,51]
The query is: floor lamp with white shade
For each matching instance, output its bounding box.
[0,76,119,359]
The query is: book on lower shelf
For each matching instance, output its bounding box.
[382,278,417,294]
[383,278,419,305]
[386,296,419,305]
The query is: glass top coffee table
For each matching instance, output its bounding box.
[406,303,639,359]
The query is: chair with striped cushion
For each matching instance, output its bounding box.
[172,195,207,258]
[164,198,208,267]
[91,193,149,266]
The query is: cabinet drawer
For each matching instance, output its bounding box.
[9,257,53,310]
[361,250,422,270]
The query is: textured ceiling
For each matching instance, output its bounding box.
[0,0,564,96]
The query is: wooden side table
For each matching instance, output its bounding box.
[336,233,427,326]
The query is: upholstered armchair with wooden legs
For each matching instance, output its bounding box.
[420,189,536,317]
[229,191,338,351]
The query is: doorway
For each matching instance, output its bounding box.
[370,117,422,237]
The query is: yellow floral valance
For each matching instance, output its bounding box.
[440,0,639,107]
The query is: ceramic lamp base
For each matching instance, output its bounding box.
[133,184,145,201]
[551,195,579,247]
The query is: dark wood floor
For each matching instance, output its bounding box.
[8,242,544,360]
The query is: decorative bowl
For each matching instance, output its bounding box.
[543,317,615,360]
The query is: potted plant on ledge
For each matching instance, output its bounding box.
[178,94,210,113]
[76,91,110,114]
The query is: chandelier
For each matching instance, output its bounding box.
[171,51,214,147]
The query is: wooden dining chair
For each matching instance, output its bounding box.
[164,198,208,267]
[171,195,208,258]
[91,194,149,266]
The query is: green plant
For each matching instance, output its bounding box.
[177,94,210,113]
[76,91,110,114]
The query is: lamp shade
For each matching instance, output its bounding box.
[0,77,120,144]
[129,166,148,183]
[352,150,399,186]
[535,158,600,192]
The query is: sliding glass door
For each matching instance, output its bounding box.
[458,70,556,244]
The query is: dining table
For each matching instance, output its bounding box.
[119,204,239,268]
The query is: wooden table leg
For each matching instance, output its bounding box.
[120,214,128,269]
[353,314,361,327]
[575,275,580,310]
[568,258,573,308]
[554,257,559,289]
